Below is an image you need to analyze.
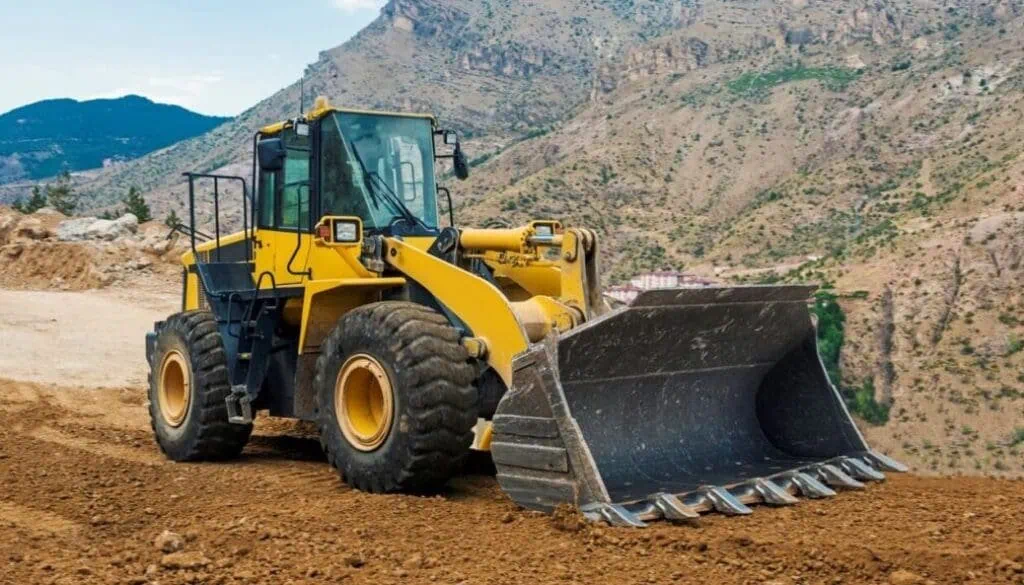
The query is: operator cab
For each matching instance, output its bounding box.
[256,100,468,239]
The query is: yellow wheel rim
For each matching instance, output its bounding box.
[336,354,394,452]
[158,350,191,427]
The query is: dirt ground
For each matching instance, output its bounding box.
[0,286,1022,585]
[0,380,1022,585]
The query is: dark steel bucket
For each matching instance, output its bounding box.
[492,286,905,526]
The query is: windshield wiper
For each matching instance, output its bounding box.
[345,140,430,232]
[366,171,432,232]
[344,143,386,212]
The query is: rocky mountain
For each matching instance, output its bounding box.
[0,95,229,184]
[453,0,1024,475]
[38,0,695,215]
[14,0,1022,475]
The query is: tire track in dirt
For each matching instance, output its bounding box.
[0,502,81,537]
[27,426,165,465]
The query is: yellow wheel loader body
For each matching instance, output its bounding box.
[150,97,903,527]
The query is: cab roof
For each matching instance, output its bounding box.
[259,96,437,137]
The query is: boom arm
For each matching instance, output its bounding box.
[382,223,606,388]
[383,238,529,386]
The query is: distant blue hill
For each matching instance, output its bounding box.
[0,95,230,183]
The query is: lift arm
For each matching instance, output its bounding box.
[383,238,530,387]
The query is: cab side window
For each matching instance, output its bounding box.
[279,153,310,230]
[257,127,311,231]
[258,170,276,228]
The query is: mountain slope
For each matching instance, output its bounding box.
[453,0,1024,475]
[59,0,695,215]
[0,95,229,184]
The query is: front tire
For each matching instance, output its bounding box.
[315,302,478,493]
[148,311,252,461]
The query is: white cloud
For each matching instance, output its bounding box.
[148,73,223,96]
[76,72,224,112]
[331,0,387,13]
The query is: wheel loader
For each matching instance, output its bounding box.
[145,97,905,526]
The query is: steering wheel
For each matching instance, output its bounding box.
[388,215,417,235]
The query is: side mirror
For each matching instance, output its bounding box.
[257,138,286,172]
[444,130,459,146]
[453,144,470,181]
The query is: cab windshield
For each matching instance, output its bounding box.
[320,112,438,231]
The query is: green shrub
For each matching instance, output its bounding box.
[728,64,860,98]
[813,292,891,425]
[12,186,48,214]
[813,291,845,388]
[121,186,152,223]
[1006,335,1023,356]
[165,210,181,228]
[1012,427,1024,447]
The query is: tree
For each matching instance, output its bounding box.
[121,186,152,223]
[164,209,181,228]
[45,169,78,216]
[12,186,48,214]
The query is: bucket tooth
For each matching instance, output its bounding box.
[704,487,753,515]
[818,464,865,489]
[651,493,700,522]
[581,503,647,528]
[753,478,798,505]
[788,472,837,498]
[840,457,885,481]
[864,451,909,473]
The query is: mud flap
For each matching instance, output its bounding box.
[491,286,906,525]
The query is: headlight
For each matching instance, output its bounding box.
[334,221,359,243]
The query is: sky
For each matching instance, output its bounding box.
[0,0,388,117]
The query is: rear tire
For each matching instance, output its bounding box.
[315,302,478,493]
[148,311,252,461]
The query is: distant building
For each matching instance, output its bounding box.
[606,270,715,304]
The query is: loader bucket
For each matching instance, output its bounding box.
[491,286,906,526]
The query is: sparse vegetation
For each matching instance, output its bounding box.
[812,291,891,425]
[1006,335,1023,357]
[165,210,181,228]
[120,186,152,223]
[813,291,846,388]
[11,186,48,214]
[728,64,861,98]
[11,170,78,216]
[1012,428,1024,447]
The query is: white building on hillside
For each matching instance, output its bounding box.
[606,270,715,304]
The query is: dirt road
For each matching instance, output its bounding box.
[0,287,1022,585]
[0,287,176,388]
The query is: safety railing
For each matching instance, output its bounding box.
[182,173,251,263]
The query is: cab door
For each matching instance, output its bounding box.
[253,168,277,283]
[254,126,313,288]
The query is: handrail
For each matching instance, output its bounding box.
[166,223,213,242]
[182,172,251,264]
